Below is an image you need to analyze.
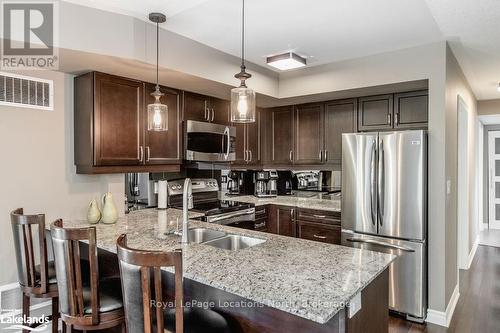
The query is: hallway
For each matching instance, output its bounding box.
[389,245,500,332]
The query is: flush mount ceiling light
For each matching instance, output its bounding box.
[230,0,256,123]
[266,52,306,71]
[147,12,168,131]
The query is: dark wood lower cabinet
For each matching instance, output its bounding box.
[297,221,341,245]
[267,205,296,237]
[266,205,341,245]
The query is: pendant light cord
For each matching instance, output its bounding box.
[156,21,159,90]
[241,0,245,69]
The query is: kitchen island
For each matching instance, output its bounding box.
[53,208,394,333]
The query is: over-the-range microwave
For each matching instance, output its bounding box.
[184,120,236,162]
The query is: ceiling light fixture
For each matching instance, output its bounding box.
[147,12,168,131]
[267,52,306,71]
[230,0,256,123]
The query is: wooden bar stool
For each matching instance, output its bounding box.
[50,220,125,333]
[11,208,60,333]
[116,234,230,333]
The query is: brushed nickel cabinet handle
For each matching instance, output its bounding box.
[313,234,327,240]
[146,146,150,162]
[204,101,208,120]
[249,150,253,162]
[289,150,293,162]
[387,113,392,125]
[325,150,328,162]
[139,146,144,162]
[211,108,215,122]
[395,113,399,125]
[313,214,326,218]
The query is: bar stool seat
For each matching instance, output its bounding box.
[35,261,57,284]
[82,277,123,314]
[163,307,229,333]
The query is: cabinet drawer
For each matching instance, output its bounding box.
[296,208,340,225]
[297,221,341,245]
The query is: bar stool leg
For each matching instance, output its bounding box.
[22,293,30,333]
[51,297,59,333]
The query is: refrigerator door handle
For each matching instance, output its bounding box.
[378,139,385,226]
[346,238,415,252]
[370,143,377,226]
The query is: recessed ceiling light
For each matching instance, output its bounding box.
[266,52,306,71]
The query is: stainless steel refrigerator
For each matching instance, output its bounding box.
[341,130,427,322]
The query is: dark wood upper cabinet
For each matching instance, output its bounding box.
[183,92,209,122]
[93,72,143,166]
[394,90,428,129]
[324,99,357,164]
[246,109,261,164]
[268,106,294,164]
[211,97,230,125]
[144,83,182,164]
[232,109,261,165]
[74,72,180,174]
[294,103,324,164]
[357,94,393,131]
[183,92,229,124]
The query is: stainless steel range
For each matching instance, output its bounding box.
[168,178,255,227]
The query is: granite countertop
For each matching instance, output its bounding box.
[223,193,342,212]
[52,208,394,324]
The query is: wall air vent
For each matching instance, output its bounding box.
[0,72,53,110]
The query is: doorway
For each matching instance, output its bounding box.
[457,96,469,269]
[487,130,500,229]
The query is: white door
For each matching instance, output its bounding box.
[488,131,500,229]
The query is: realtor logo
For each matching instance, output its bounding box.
[1,1,59,69]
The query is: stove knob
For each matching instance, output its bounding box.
[176,185,182,190]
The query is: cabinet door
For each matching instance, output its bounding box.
[210,98,230,125]
[183,92,209,122]
[144,84,182,165]
[233,123,247,164]
[394,90,428,129]
[268,205,295,237]
[297,221,341,244]
[357,94,393,131]
[294,103,324,164]
[246,108,261,164]
[269,106,294,164]
[94,73,143,166]
[324,99,356,164]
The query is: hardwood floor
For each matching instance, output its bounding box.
[389,245,500,333]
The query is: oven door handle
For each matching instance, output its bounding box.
[207,208,255,224]
[223,126,230,160]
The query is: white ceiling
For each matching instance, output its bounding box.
[63,0,500,100]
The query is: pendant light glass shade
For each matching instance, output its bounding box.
[230,0,255,123]
[147,87,168,131]
[231,86,255,123]
[148,12,168,131]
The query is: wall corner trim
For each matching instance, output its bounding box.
[466,236,480,270]
[426,285,460,327]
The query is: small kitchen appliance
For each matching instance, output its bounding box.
[254,170,278,198]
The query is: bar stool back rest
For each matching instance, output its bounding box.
[51,219,100,326]
[116,234,183,333]
[11,208,49,294]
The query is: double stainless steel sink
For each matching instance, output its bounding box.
[186,228,265,250]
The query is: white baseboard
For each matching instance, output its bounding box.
[0,282,51,318]
[466,236,479,269]
[426,284,460,327]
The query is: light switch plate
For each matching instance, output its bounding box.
[348,292,362,318]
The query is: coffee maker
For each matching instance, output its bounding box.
[227,171,243,195]
[254,170,278,197]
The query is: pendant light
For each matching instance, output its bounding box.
[230,0,256,123]
[147,13,168,131]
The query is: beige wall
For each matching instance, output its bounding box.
[478,99,500,115]
[0,70,124,285]
[444,46,479,303]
